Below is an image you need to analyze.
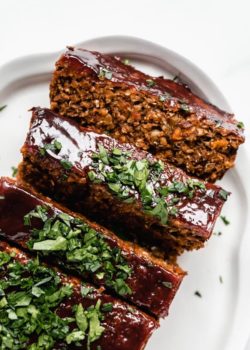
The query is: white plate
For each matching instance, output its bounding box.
[0,35,249,350]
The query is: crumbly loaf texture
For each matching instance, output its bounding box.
[19,108,226,257]
[0,177,185,318]
[0,240,157,350]
[50,47,245,182]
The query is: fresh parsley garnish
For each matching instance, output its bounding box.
[220,215,230,225]
[25,206,132,297]
[237,121,244,129]
[87,145,206,225]
[0,105,7,112]
[218,189,230,201]
[194,291,202,298]
[162,281,173,289]
[146,79,155,87]
[60,159,73,170]
[99,68,112,80]
[0,249,111,349]
[40,140,62,156]
[11,166,18,177]
[122,58,130,65]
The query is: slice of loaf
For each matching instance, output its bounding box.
[19,108,227,257]
[50,47,244,181]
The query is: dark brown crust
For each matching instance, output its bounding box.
[49,48,245,181]
[19,108,226,257]
[0,177,184,318]
[0,240,157,350]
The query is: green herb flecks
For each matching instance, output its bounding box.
[218,189,230,201]
[194,290,202,298]
[220,215,230,225]
[122,58,130,65]
[162,281,173,289]
[159,93,171,102]
[146,79,155,87]
[237,121,244,129]
[0,253,72,348]
[88,145,206,225]
[0,105,7,112]
[40,140,62,157]
[11,166,18,177]
[25,206,132,297]
[98,68,113,80]
[60,159,73,170]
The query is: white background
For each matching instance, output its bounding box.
[0,0,250,348]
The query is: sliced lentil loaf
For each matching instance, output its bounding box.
[0,240,157,350]
[50,47,245,182]
[19,108,227,257]
[0,177,185,318]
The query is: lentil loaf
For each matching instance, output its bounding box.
[19,108,227,256]
[0,240,157,350]
[50,47,245,182]
[0,177,185,318]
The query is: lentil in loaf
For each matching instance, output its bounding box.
[50,47,245,182]
[19,108,227,257]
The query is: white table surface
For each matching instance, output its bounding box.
[0,0,249,348]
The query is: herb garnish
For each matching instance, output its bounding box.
[99,68,113,80]
[194,291,202,298]
[219,276,223,284]
[88,145,206,225]
[11,166,18,177]
[159,93,171,102]
[0,105,7,112]
[25,206,132,297]
[122,58,130,65]
[40,140,62,156]
[162,281,173,289]
[60,159,73,170]
[0,251,106,349]
[220,215,230,225]
[218,189,230,201]
[237,121,244,129]
[146,79,155,87]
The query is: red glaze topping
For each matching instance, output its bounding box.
[0,177,184,318]
[58,47,244,138]
[0,240,157,350]
[24,108,226,239]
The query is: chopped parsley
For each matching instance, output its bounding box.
[146,79,155,87]
[213,231,222,236]
[11,166,18,177]
[162,281,173,289]
[194,291,202,298]
[39,140,62,156]
[60,159,73,170]
[159,93,171,102]
[220,215,230,225]
[179,103,190,113]
[0,251,106,349]
[218,189,230,201]
[98,68,113,80]
[122,58,130,65]
[87,145,206,225]
[0,105,7,112]
[237,121,244,129]
[25,206,132,297]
